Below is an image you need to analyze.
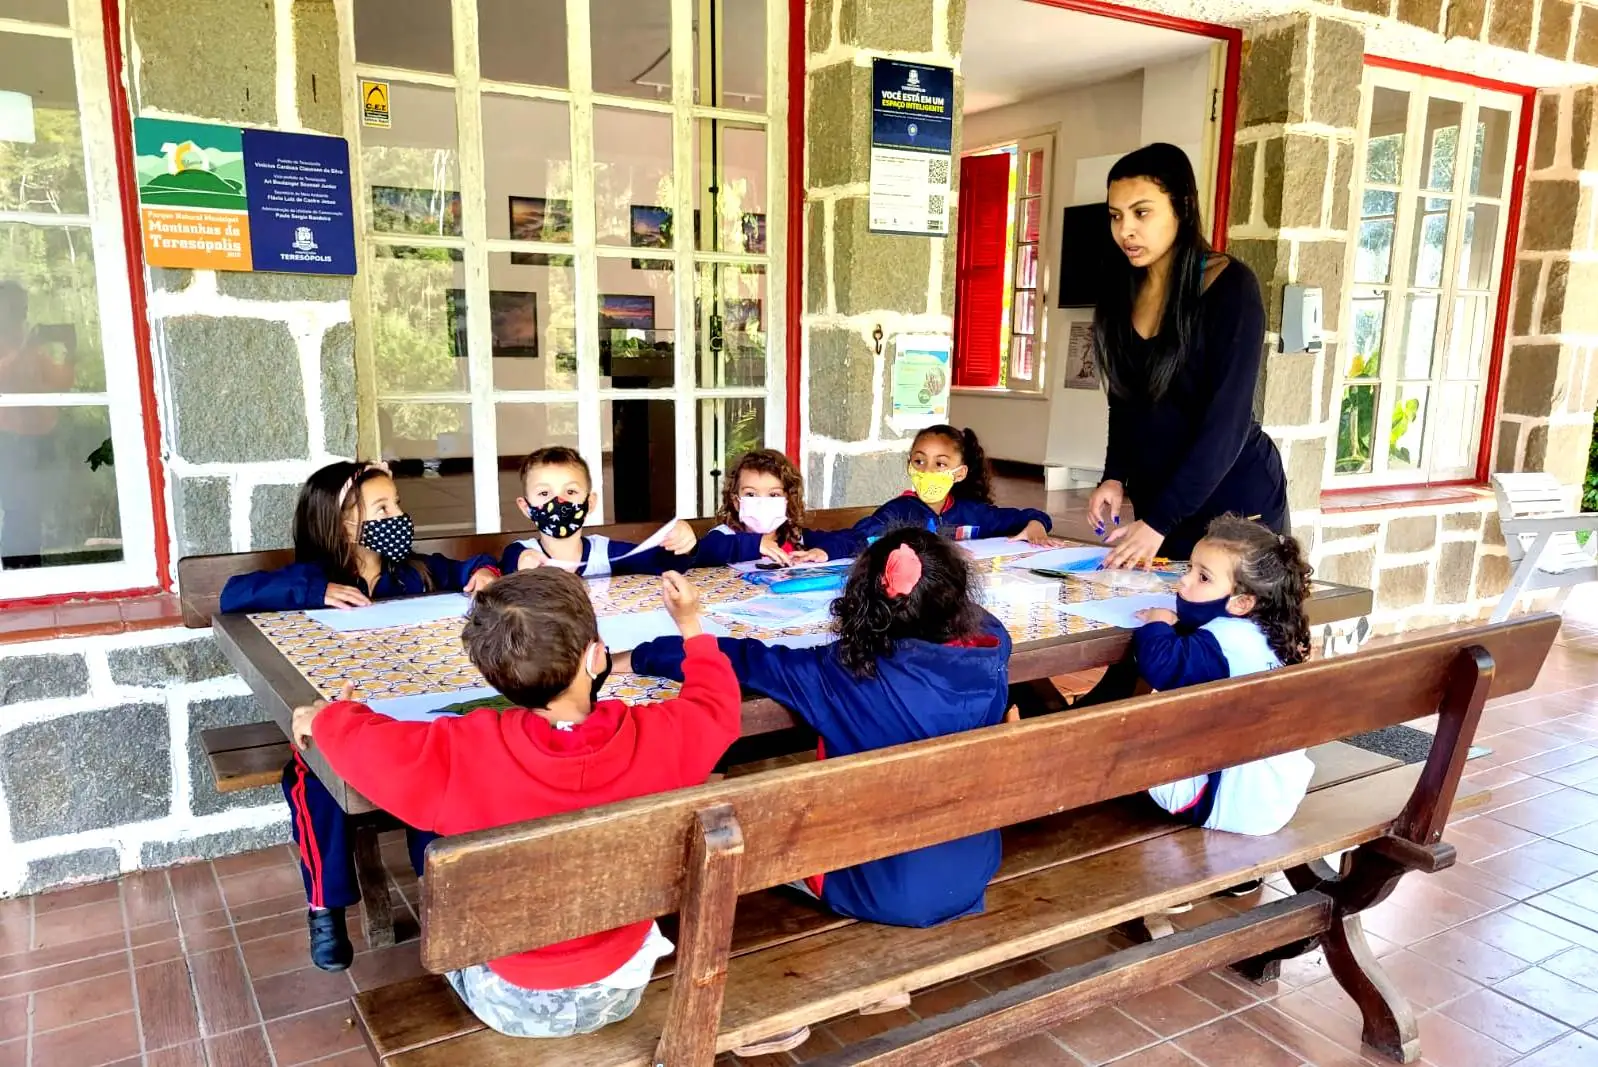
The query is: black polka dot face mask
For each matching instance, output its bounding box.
[359,513,415,561]
[528,497,589,539]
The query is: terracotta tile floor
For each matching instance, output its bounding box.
[5,605,1598,1066]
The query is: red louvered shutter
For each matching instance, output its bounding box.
[952,152,1012,388]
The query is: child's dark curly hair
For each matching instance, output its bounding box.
[715,449,807,541]
[1201,514,1313,666]
[830,526,985,677]
[912,425,995,504]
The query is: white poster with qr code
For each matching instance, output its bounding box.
[869,59,954,237]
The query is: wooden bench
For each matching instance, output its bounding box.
[1490,472,1598,622]
[348,614,1558,1066]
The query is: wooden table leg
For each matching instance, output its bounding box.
[353,821,396,949]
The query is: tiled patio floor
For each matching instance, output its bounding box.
[6,608,1598,1066]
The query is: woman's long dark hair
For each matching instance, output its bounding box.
[293,461,433,591]
[1202,514,1312,667]
[913,425,995,505]
[830,527,984,676]
[1092,143,1212,402]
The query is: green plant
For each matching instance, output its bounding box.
[1336,351,1421,474]
[1585,402,1598,514]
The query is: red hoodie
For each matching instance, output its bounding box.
[311,634,742,989]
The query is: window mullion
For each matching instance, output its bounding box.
[673,0,698,518]
[565,0,605,521]
[1419,94,1478,481]
[763,0,788,452]
[1373,77,1429,478]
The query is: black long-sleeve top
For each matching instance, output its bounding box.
[1102,259,1287,558]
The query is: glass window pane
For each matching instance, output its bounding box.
[484,97,571,243]
[697,397,765,514]
[1410,196,1449,288]
[1457,201,1500,291]
[595,107,673,247]
[1446,294,1491,380]
[1432,383,1477,474]
[2,223,107,392]
[599,262,674,388]
[363,84,462,238]
[1020,198,1041,243]
[479,0,568,87]
[608,398,676,521]
[696,263,764,388]
[354,0,453,75]
[695,123,767,254]
[1,2,69,24]
[496,401,579,530]
[1423,98,1463,192]
[1013,289,1037,336]
[379,402,474,534]
[1471,107,1513,198]
[370,245,468,393]
[1400,293,1439,379]
[1356,220,1394,284]
[482,252,576,391]
[1011,335,1035,382]
[0,34,86,215]
[707,0,768,108]
[1389,385,1427,471]
[1362,190,1397,217]
[1365,88,1409,184]
[1336,385,1378,475]
[592,0,671,101]
[1024,150,1045,197]
[0,405,121,570]
[1348,289,1386,377]
[1016,243,1038,290]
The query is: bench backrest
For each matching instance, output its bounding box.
[175,506,877,627]
[1491,473,1591,571]
[418,613,1559,972]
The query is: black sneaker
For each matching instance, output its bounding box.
[307,908,354,971]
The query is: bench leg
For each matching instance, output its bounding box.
[1323,911,1418,1063]
[353,822,396,950]
[655,806,744,1067]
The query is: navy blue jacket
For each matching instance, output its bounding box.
[219,552,499,614]
[632,611,1012,927]
[849,493,1051,550]
[690,524,859,568]
[499,534,693,577]
[1132,622,1232,690]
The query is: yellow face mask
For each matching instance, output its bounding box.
[908,466,959,507]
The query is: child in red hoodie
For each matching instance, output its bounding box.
[289,568,741,1039]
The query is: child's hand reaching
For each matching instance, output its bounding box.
[292,682,356,750]
[324,583,372,609]
[612,650,634,674]
[759,533,792,567]
[661,570,704,639]
[790,547,829,564]
[1135,607,1179,626]
[1009,520,1052,545]
[516,552,544,571]
[464,568,498,595]
[662,520,698,555]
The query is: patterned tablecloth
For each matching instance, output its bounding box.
[252,542,1183,707]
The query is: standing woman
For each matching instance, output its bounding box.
[1089,143,1288,569]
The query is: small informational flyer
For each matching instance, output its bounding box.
[869,59,955,237]
[133,117,356,274]
[888,334,953,431]
[1064,320,1098,389]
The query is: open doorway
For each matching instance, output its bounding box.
[948,0,1237,489]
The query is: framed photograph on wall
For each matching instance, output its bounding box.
[630,205,673,270]
[371,186,462,237]
[447,289,540,358]
[509,196,573,266]
[1062,320,1098,389]
[740,213,766,255]
[599,294,656,333]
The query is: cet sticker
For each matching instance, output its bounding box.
[362,80,391,128]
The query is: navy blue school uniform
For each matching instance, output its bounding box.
[499,533,692,577]
[690,524,859,568]
[849,493,1051,550]
[632,611,1011,927]
[219,550,497,910]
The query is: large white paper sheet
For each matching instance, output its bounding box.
[1008,546,1111,573]
[958,537,1054,561]
[1058,593,1177,630]
[364,686,499,722]
[305,593,469,632]
[709,594,835,629]
[730,555,856,574]
[615,519,686,561]
[597,610,729,652]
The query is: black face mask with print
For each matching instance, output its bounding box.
[359,514,415,562]
[589,646,613,703]
[528,497,589,539]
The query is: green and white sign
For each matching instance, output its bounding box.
[889,334,952,431]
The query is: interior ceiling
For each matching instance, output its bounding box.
[963,0,1215,114]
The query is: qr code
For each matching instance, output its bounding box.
[928,194,946,216]
[928,158,951,184]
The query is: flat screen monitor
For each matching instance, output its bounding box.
[1057,202,1121,309]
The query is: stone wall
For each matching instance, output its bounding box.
[127,0,356,556]
[801,0,968,507]
[0,628,288,896]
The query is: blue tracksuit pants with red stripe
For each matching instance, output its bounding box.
[283,755,436,909]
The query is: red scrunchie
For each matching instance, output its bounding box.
[883,543,923,599]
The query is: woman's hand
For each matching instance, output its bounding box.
[1010,520,1052,545]
[1135,607,1179,626]
[662,520,698,555]
[464,568,498,595]
[1103,520,1165,570]
[323,583,371,609]
[1087,480,1125,539]
[790,547,829,564]
[759,533,792,567]
[291,682,355,750]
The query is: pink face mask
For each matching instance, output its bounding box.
[737,495,788,534]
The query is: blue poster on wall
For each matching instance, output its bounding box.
[240,128,357,275]
[870,59,955,236]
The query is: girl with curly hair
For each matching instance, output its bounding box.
[691,449,857,567]
[1133,514,1315,837]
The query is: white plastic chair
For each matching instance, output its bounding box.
[1489,473,1598,622]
